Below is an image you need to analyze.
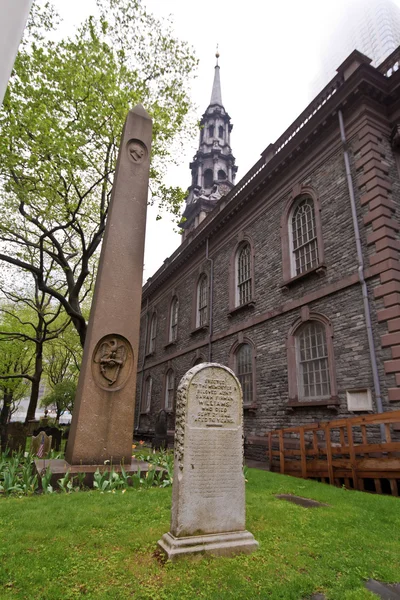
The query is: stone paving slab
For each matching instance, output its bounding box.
[276,494,329,508]
[365,579,400,599]
[34,458,158,488]
[307,581,400,600]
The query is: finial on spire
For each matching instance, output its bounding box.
[215,44,220,66]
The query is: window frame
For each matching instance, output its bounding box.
[287,311,338,407]
[168,296,179,344]
[147,311,157,355]
[289,197,319,277]
[229,337,257,408]
[141,375,152,414]
[229,236,255,313]
[281,186,325,286]
[164,368,175,412]
[196,273,209,329]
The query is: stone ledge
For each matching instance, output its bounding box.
[157,530,259,561]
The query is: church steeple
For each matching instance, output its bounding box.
[210,51,222,106]
[181,50,238,240]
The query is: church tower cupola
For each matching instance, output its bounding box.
[181,51,238,239]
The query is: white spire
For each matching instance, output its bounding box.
[210,48,222,106]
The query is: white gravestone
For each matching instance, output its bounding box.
[158,363,258,560]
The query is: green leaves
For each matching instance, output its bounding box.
[0,0,197,345]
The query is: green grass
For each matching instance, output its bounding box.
[0,470,399,600]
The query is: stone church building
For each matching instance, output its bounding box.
[134,47,400,458]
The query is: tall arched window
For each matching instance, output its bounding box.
[165,369,175,411]
[196,274,208,328]
[234,343,254,407]
[296,321,330,400]
[142,375,152,413]
[169,296,178,343]
[218,169,226,180]
[287,312,338,407]
[290,197,318,276]
[218,125,224,139]
[236,243,252,307]
[148,312,157,354]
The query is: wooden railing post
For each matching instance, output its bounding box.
[299,427,307,479]
[325,425,335,485]
[279,430,285,474]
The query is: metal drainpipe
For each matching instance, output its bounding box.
[137,298,149,434]
[206,237,214,362]
[338,110,385,439]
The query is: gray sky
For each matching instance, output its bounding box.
[56,0,400,281]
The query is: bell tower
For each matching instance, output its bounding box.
[181,50,238,240]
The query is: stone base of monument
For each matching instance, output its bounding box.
[158,530,259,561]
[34,458,159,489]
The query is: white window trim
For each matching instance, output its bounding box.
[289,197,318,278]
[169,297,178,342]
[235,243,252,307]
[196,275,208,328]
[165,369,175,411]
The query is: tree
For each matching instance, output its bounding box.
[0,0,197,346]
[0,261,72,422]
[40,380,76,422]
[0,312,32,450]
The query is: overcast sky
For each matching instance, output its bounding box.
[56,0,400,281]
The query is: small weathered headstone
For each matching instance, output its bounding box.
[152,409,168,451]
[158,363,258,560]
[31,431,52,458]
[5,423,27,453]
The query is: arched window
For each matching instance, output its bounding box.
[281,188,324,285]
[196,274,208,328]
[236,243,252,307]
[218,169,226,180]
[204,169,213,189]
[236,344,253,406]
[165,369,175,411]
[148,312,157,354]
[232,342,255,407]
[193,357,205,366]
[142,375,152,413]
[218,125,224,139]
[208,125,214,138]
[169,296,179,342]
[290,196,318,276]
[287,312,338,406]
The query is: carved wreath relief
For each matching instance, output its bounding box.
[126,139,147,164]
[92,335,133,391]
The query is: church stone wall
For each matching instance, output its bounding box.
[134,64,400,457]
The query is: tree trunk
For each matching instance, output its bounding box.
[25,332,43,424]
[0,392,13,452]
[69,296,87,348]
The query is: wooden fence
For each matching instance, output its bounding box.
[267,410,400,496]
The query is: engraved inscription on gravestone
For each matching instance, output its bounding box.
[158,363,259,560]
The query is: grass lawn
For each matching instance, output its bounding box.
[0,469,399,600]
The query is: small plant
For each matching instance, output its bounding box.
[135,448,174,487]
[93,468,111,492]
[41,466,54,494]
[21,457,38,495]
[58,470,73,493]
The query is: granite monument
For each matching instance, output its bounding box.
[65,105,152,466]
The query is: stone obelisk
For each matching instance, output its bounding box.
[66,105,152,465]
